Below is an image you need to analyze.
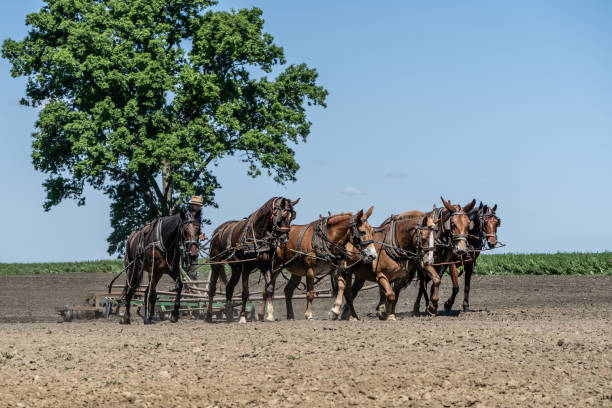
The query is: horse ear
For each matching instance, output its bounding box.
[463,199,476,212]
[440,196,454,211]
[291,197,301,206]
[483,205,489,213]
[363,206,374,221]
[355,209,364,221]
[492,204,497,212]
[478,201,483,210]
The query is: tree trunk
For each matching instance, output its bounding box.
[162,160,173,216]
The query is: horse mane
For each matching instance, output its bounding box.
[397,210,425,219]
[326,212,353,226]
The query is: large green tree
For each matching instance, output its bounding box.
[3,0,327,254]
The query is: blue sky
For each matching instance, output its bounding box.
[1,1,611,262]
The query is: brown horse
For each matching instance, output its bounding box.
[276,207,377,320]
[409,197,477,315]
[206,197,299,323]
[441,202,501,312]
[343,197,476,319]
[120,210,201,324]
[334,208,439,320]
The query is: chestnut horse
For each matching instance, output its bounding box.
[206,197,299,323]
[440,202,501,312]
[335,208,439,321]
[120,210,201,324]
[276,207,377,320]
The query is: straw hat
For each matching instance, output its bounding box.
[189,196,203,206]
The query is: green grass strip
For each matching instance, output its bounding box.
[1,252,610,276]
[474,252,612,275]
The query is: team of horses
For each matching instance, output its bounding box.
[119,196,501,324]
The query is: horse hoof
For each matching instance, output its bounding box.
[328,309,339,320]
[349,316,358,321]
[387,314,396,321]
[377,304,387,320]
[426,306,437,317]
[119,318,130,325]
[170,314,179,323]
[239,316,247,324]
[444,301,452,312]
[304,314,314,320]
[265,315,275,322]
[143,319,155,325]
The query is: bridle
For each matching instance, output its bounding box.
[478,211,500,245]
[412,222,437,267]
[437,207,469,247]
[349,214,376,262]
[270,197,295,238]
[179,211,200,269]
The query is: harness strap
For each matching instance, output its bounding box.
[225,222,240,251]
[296,224,310,253]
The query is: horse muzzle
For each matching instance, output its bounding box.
[361,246,377,263]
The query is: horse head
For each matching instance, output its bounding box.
[416,205,438,266]
[481,203,500,249]
[180,209,201,266]
[349,206,377,263]
[270,197,300,244]
[440,196,476,256]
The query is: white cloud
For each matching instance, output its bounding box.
[341,186,365,195]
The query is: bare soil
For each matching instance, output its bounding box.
[0,273,611,407]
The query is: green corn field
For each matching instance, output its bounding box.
[0,253,610,276]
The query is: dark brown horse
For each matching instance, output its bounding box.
[206,197,299,323]
[120,210,201,324]
[336,208,439,320]
[276,207,377,320]
[441,202,501,312]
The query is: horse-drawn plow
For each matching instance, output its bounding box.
[55,266,354,322]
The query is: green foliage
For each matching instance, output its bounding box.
[473,252,612,275]
[0,260,124,275]
[2,0,327,254]
[0,259,214,276]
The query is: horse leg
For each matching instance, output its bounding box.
[304,267,315,320]
[413,271,430,316]
[444,263,460,312]
[341,276,365,320]
[328,273,346,320]
[239,267,250,324]
[143,272,160,325]
[224,266,241,322]
[425,266,441,316]
[265,269,278,322]
[170,274,183,323]
[387,281,403,321]
[206,264,221,322]
[284,274,301,320]
[463,261,475,312]
[342,271,359,320]
[376,274,395,321]
[376,284,387,319]
[120,281,136,325]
